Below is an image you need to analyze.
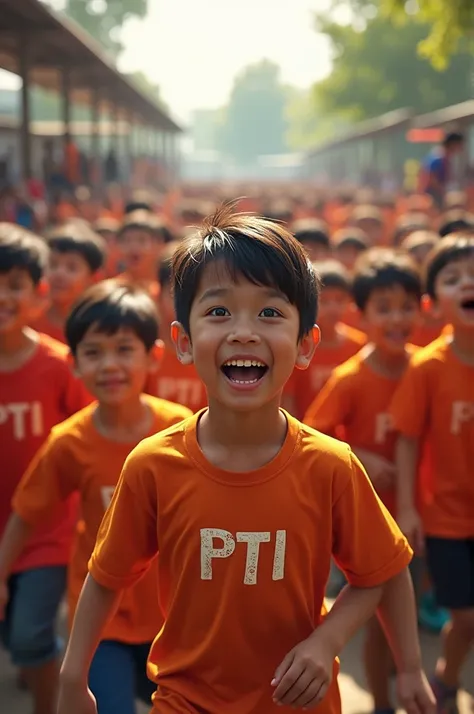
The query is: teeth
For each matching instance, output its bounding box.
[223,359,266,367]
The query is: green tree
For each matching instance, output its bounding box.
[218,60,291,166]
[313,12,472,123]
[48,0,148,58]
[285,88,351,151]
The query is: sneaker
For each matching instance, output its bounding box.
[419,591,450,633]
[430,675,459,714]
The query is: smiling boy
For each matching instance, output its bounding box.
[58,205,433,714]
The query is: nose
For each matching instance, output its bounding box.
[226,318,260,344]
[99,351,120,370]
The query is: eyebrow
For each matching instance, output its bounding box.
[198,286,289,303]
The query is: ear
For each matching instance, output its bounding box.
[36,279,49,297]
[171,321,193,365]
[423,293,442,320]
[148,339,165,373]
[295,325,320,371]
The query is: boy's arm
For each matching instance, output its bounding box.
[395,435,424,553]
[0,514,34,618]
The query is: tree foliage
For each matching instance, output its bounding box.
[313,11,472,123]
[218,60,291,166]
[51,0,148,58]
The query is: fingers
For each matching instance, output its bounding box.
[271,650,295,690]
[272,661,328,708]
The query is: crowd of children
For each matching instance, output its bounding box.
[0,181,472,714]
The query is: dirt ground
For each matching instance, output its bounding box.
[1,615,473,714]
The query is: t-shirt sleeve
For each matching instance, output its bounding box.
[389,361,429,439]
[303,372,350,438]
[89,448,159,590]
[332,451,412,587]
[12,433,78,526]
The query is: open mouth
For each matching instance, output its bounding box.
[221,359,268,385]
[460,298,474,311]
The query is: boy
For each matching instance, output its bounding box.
[390,235,474,713]
[332,228,368,273]
[0,280,191,714]
[146,243,207,412]
[116,210,167,299]
[58,206,433,714]
[304,248,422,714]
[285,260,366,419]
[31,221,106,343]
[0,223,91,714]
[292,218,331,262]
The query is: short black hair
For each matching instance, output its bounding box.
[47,221,106,273]
[0,223,49,284]
[172,202,320,339]
[443,131,464,148]
[65,279,159,355]
[315,260,352,294]
[424,234,474,300]
[118,210,171,243]
[438,211,473,238]
[292,219,330,248]
[333,228,368,253]
[352,248,422,311]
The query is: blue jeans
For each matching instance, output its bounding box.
[1,565,66,667]
[89,640,156,714]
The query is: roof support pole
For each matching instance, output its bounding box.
[18,36,32,182]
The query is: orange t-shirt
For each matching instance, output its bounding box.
[390,336,474,538]
[31,314,66,344]
[13,395,191,642]
[286,324,366,418]
[145,346,207,413]
[90,410,412,714]
[0,333,91,572]
[304,347,417,515]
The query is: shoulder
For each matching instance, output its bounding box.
[144,394,193,426]
[339,323,367,346]
[48,403,96,445]
[409,336,450,370]
[330,352,365,384]
[123,413,192,470]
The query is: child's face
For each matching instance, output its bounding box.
[0,268,42,335]
[433,255,474,330]
[74,325,155,405]
[361,284,420,355]
[356,219,382,246]
[118,228,162,278]
[302,241,330,263]
[318,287,350,332]
[174,264,317,411]
[335,246,364,272]
[47,251,94,308]
[157,284,176,340]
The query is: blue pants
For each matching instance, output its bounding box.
[1,565,66,667]
[89,640,156,714]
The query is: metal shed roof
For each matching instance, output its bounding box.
[0,0,182,133]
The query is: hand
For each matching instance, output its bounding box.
[397,508,424,555]
[57,679,97,714]
[0,580,9,620]
[271,632,334,709]
[356,450,396,492]
[397,669,436,714]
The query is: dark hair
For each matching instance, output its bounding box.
[333,228,368,253]
[172,202,320,339]
[118,210,170,243]
[315,260,352,293]
[292,219,330,248]
[424,234,474,300]
[65,279,159,355]
[47,221,106,273]
[438,210,473,238]
[352,248,422,310]
[0,223,49,284]
[443,131,464,148]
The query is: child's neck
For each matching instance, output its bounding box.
[198,397,287,472]
[0,327,38,370]
[363,343,410,379]
[450,328,474,366]
[93,395,153,443]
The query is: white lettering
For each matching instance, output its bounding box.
[236,532,270,585]
[0,402,44,441]
[374,413,393,444]
[101,486,115,510]
[200,529,287,584]
[451,401,474,435]
[200,528,235,580]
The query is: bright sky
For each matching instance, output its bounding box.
[119,0,332,120]
[0,0,332,123]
